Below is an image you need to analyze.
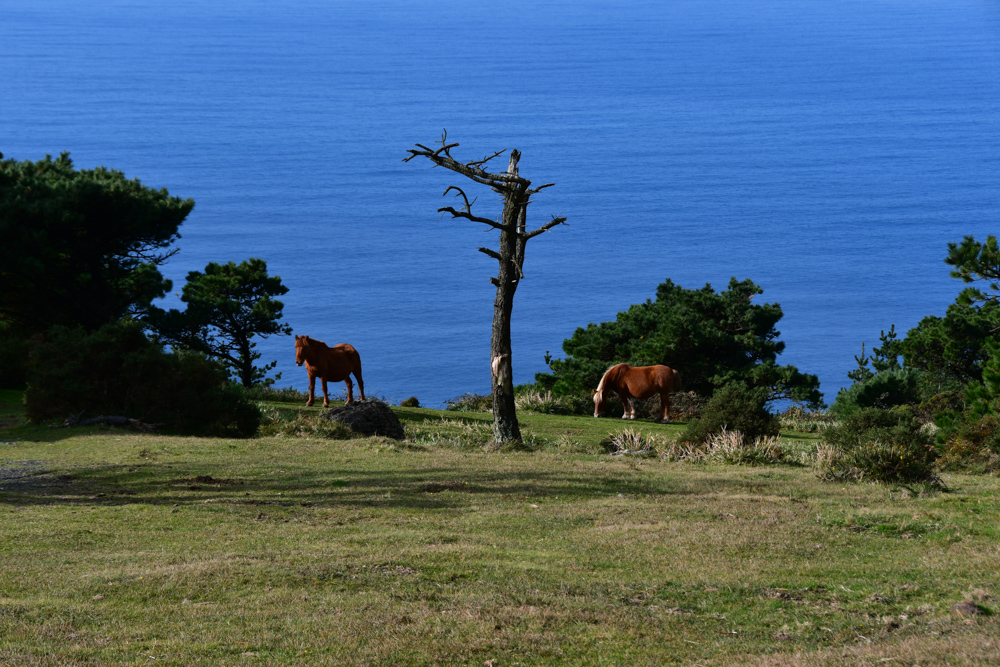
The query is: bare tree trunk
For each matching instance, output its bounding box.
[490,152,524,442]
[405,135,566,444]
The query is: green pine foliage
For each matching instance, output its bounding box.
[25,321,260,437]
[535,278,822,408]
[149,258,292,388]
[830,368,922,417]
[0,152,193,333]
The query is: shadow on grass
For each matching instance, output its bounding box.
[0,457,788,511]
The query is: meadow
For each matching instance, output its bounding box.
[0,390,997,666]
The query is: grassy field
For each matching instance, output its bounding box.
[1,390,998,666]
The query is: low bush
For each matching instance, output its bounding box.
[818,407,940,485]
[25,322,260,437]
[936,413,1000,474]
[398,396,421,408]
[678,382,779,444]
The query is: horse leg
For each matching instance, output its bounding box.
[321,378,330,408]
[351,356,365,401]
[619,392,634,419]
[306,373,316,407]
[661,391,671,422]
[344,377,354,405]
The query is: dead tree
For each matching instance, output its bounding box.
[404,132,567,443]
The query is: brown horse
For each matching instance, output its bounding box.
[294,335,365,408]
[593,363,681,422]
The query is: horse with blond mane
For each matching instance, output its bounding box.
[593,363,681,422]
[294,335,365,408]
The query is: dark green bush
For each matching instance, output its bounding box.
[678,382,779,444]
[26,322,260,437]
[399,396,421,408]
[819,407,940,485]
[830,369,922,416]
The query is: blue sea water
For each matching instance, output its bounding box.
[3,0,999,407]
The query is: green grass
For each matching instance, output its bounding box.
[1,394,997,665]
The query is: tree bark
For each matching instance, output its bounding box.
[489,150,524,442]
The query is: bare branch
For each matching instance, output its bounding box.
[526,182,556,196]
[442,185,479,215]
[524,215,568,240]
[467,149,507,169]
[437,206,505,230]
[478,247,502,261]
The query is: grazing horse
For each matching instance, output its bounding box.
[593,363,681,422]
[294,335,365,408]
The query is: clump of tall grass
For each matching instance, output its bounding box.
[704,429,787,465]
[514,390,592,415]
[621,428,790,464]
[405,417,494,449]
[778,406,839,433]
[244,385,310,403]
[606,428,662,458]
[445,393,493,413]
[257,404,354,439]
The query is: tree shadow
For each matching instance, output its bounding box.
[0,456,790,512]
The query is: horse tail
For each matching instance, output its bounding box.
[672,368,683,392]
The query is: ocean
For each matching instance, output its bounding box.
[3,0,999,407]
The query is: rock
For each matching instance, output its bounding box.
[950,600,985,617]
[322,399,405,440]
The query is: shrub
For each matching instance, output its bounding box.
[399,396,421,408]
[0,327,31,389]
[25,322,260,437]
[830,369,922,417]
[818,407,940,485]
[936,413,1000,473]
[678,382,779,444]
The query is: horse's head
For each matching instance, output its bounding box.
[593,388,605,417]
[294,335,308,366]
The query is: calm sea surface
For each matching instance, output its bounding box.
[3,0,999,406]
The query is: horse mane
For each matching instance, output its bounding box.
[596,363,624,394]
[302,336,330,350]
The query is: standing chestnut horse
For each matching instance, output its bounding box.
[593,363,681,422]
[294,335,365,408]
